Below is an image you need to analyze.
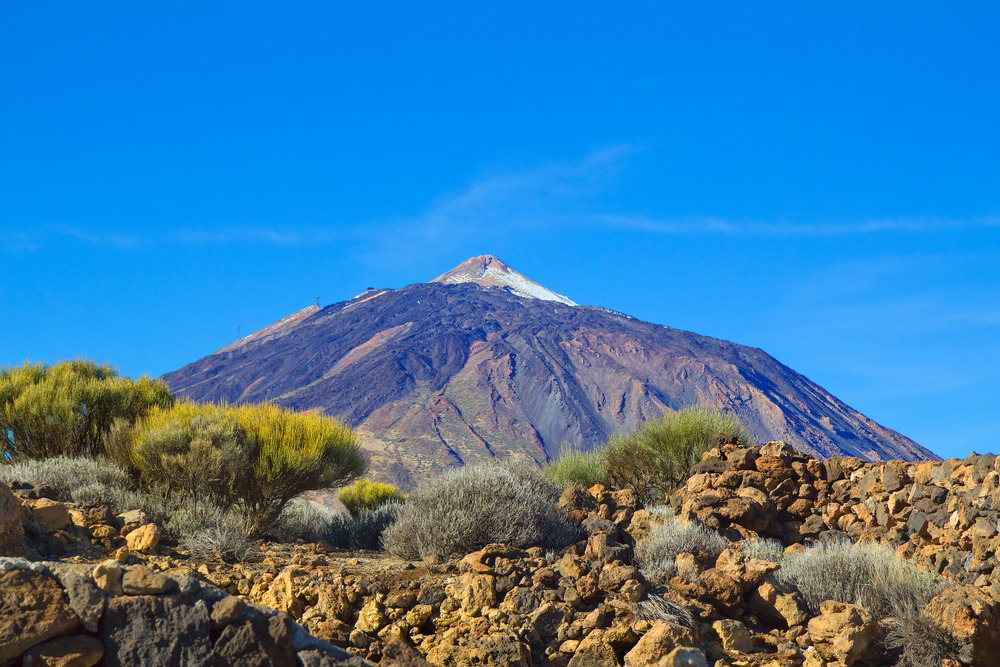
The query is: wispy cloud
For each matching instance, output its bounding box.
[5,147,996,255]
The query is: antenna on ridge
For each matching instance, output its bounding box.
[236,325,240,340]
[315,295,319,307]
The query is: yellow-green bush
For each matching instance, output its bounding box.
[339,478,406,517]
[119,400,366,537]
[0,359,173,461]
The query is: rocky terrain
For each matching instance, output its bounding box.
[161,256,935,490]
[4,440,1000,666]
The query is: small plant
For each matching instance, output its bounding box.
[544,444,610,489]
[349,502,403,551]
[382,461,578,562]
[0,359,173,461]
[634,593,696,630]
[339,478,406,517]
[635,520,730,585]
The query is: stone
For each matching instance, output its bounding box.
[656,647,708,667]
[760,441,797,458]
[102,595,212,667]
[0,568,80,663]
[124,523,160,554]
[113,546,129,564]
[115,510,149,527]
[58,571,105,633]
[380,637,435,667]
[460,574,496,613]
[806,600,877,666]
[621,579,645,602]
[712,619,752,652]
[259,567,308,618]
[715,549,779,592]
[92,559,123,595]
[211,596,249,628]
[698,568,743,615]
[214,612,296,667]
[598,564,638,591]
[750,576,810,628]
[924,584,1000,667]
[25,498,71,532]
[22,634,104,667]
[0,482,26,556]
[623,621,695,667]
[122,565,174,595]
[566,630,618,667]
[882,461,910,493]
[529,602,565,641]
[355,599,388,634]
[726,448,759,471]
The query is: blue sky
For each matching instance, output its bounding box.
[2,2,997,460]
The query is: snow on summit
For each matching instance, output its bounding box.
[432,255,578,306]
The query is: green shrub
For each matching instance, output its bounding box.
[122,401,366,537]
[544,445,609,489]
[339,478,406,517]
[774,539,942,618]
[382,461,579,562]
[0,359,173,461]
[604,405,755,501]
[127,401,248,508]
[635,520,731,585]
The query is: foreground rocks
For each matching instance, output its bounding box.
[6,438,1000,667]
[0,556,371,667]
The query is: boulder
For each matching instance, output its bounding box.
[712,619,752,652]
[623,621,695,667]
[567,630,618,667]
[124,523,161,554]
[0,568,79,663]
[102,594,212,667]
[749,576,810,628]
[24,498,71,532]
[380,637,434,667]
[58,571,105,633]
[0,483,26,556]
[122,565,174,595]
[924,584,1000,667]
[806,600,877,666]
[214,612,297,667]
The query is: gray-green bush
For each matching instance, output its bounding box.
[773,539,952,667]
[383,461,578,562]
[269,498,401,551]
[635,520,730,585]
[0,455,128,502]
[774,539,941,618]
[740,537,785,563]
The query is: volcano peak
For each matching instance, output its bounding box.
[432,255,577,306]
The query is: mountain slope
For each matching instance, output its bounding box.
[161,257,937,489]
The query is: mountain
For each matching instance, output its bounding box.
[161,255,937,489]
